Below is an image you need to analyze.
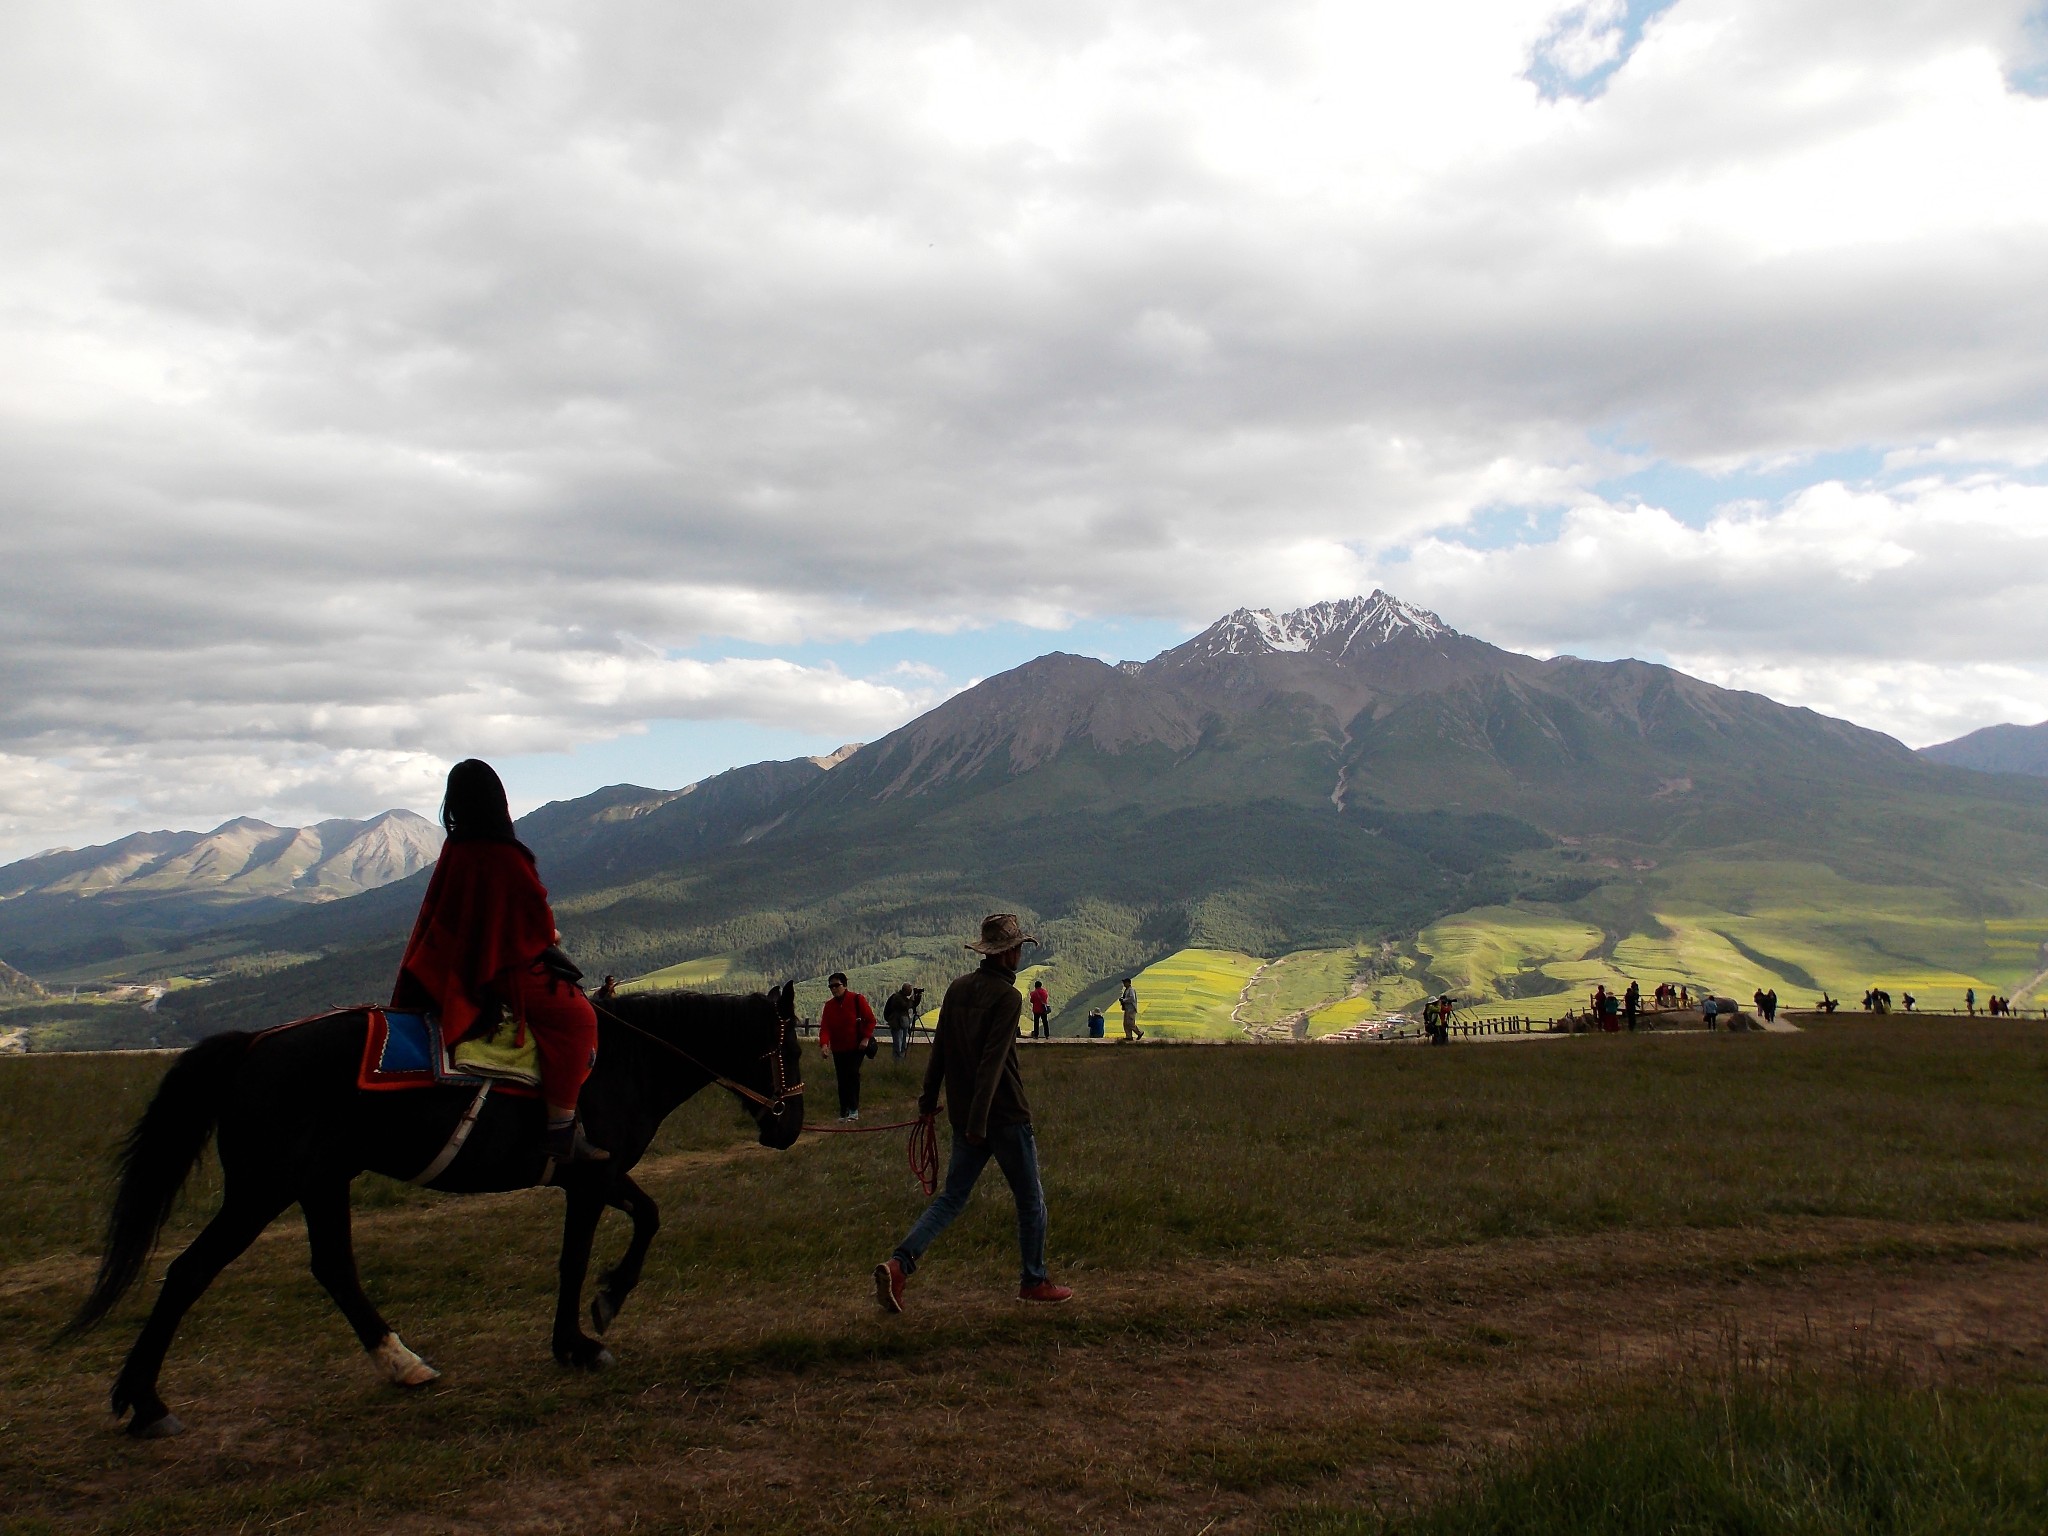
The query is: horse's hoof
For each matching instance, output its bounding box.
[591,1291,618,1336]
[373,1332,442,1388]
[130,1411,185,1440]
[555,1342,614,1371]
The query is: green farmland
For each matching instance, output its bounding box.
[1127,947,1264,1038]
[619,954,731,992]
[1119,858,2048,1041]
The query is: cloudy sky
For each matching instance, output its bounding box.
[4,0,2047,861]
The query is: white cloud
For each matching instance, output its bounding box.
[3,0,2048,855]
[1391,475,2048,744]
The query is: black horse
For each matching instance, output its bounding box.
[62,984,802,1438]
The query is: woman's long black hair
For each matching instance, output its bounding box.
[439,758,523,845]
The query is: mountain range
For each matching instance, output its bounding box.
[1919,720,2048,778]
[0,811,443,973]
[1,811,443,904]
[116,590,2048,1043]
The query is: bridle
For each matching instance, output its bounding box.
[591,995,806,1119]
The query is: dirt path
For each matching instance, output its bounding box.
[1230,961,1268,1029]
[1232,961,1296,1042]
[2009,959,2048,1007]
[22,1218,2048,1535]
[434,1220,2048,1535]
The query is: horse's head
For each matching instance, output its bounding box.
[743,980,805,1149]
[594,984,804,1148]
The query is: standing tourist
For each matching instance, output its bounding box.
[883,983,919,1060]
[1028,976,1051,1039]
[1119,978,1143,1040]
[1624,980,1641,1031]
[819,972,877,1122]
[392,759,607,1164]
[872,914,1072,1310]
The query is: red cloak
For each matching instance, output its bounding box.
[391,838,557,1045]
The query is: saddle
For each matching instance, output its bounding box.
[358,1008,542,1096]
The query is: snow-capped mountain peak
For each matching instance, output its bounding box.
[1163,592,1453,664]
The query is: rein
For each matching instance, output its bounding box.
[590,998,804,1117]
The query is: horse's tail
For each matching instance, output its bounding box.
[59,1031,254,1338]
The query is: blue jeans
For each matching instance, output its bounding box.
[893,1122,1048,1287]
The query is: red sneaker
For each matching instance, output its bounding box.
[1018,1280,1073,1304]
[873,1258,907,1314]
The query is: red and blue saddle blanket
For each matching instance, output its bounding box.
[358,1009,540,1099]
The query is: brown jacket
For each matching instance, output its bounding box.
[919,958,1032,1138]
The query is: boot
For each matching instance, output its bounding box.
[544,1117,610,1164]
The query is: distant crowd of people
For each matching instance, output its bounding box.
[1586,981,1646,1031]
[1566,977,2038,1030]
[1854,985,2028,1017]
[779,941,2029,1086]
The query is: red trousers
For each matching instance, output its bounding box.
[501,960,599,1109]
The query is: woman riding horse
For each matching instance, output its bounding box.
[393,758,606,1164]
[59,765,806,1439]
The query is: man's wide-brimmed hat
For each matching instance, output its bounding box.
[965,912,1037,954]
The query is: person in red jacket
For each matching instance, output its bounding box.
[818,971,877,1122]
[391,759,607,1164]
[1027,978,1050,1039]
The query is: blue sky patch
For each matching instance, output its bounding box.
[1433,503,1571,551]
[2012,6,2048,97]
[1594,446,1888,526]
[1528,0,1680,102]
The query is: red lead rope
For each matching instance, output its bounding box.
[806,1112,941,1196]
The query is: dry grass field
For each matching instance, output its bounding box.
[6,1019,2048,1532]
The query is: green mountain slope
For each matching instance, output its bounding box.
[143,593,2048,1046]
[1921,719,2048,777]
